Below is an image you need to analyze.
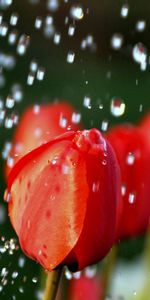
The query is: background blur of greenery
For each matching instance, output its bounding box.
[0,0,150,299]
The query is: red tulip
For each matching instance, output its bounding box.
[107,125,150,239]
[5,101,82,179]
[140,112,150,145]
[8,129,120,271]
[68,274,103,300]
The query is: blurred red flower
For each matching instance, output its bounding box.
[5,101,82,179]
[107,125,150,239]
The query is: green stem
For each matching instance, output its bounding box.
[130,229,150,300]
[42,268,63,300]
[102,246,117,300]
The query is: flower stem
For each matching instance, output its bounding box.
[43,268,63,300]
[102,246,117,300]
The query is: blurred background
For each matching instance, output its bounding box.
[0,0,150,299]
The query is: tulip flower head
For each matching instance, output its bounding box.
[8,129,120,271]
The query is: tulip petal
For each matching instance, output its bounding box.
[64,130,119,270]
[9,134,88,271]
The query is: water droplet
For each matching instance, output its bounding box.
[135,20,146,32]
[71,112,81,124]
[62,164,69,174]
[47,0,59,12]
[67,51,75,63]
[59,115,67,128]
[126,152,135,165]
[0,13,3,24]
[92,182,100,193]
[33,104,40,114]
[102,159,107,165]
[18,256,25,268]
[121,184,126,196]
[132,43,147,70]
[68,24,75,36]
[37,67,45,81]
[10,12,19,26]
[19,286,24,294]
[27,72,35,85]
[35,16,43,29]
[17,34,30,56]
[12,271,18,279]
[5,117,14,128]
[70,5,84,20]
[0,22,8,36]
[8,29,18,45]
[30,60,38,72]
[101,120,109,132]
[120,3,129,18]
[111,33,123,50]
[0,0,13,9]
[32,277,38,283]
[110,98,126,117]
[64,267,73,280]
[11,84,23,102]
[73,271,81,279]
[53,32,61,44]
[5,95,15,109]
[84,266,97,278]
[83,95,91,108]
[81,39,87,50]
[128,192,136,204]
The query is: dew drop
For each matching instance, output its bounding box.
[32,277,38,283]
[73,271,81,279]
[35,16,43,29]
[53,32,61,44]
[12,271,18,279]
[30,60,38,72]
[47,0,59,12]
[121,184,126,196]
[84,266,97,278]
[83,95,91,108]
[132,43,147,70]
[128,192,136,204]
[5,95,15,109]
[0,0,13,9]
[37,67,45,81]
[68,24,75,36]
[120,3,129,18]
[18,256,25,268]
[11,84,23,102]
[64,267,73,280]
[59,115,67,128]
[70,5,84,20]
[10,12,19,26]
[27,72,35,85]
[110,98,126,117]
[66,51,75,64]
[0,22,8,36]
[71,112,81,124]
[17,34,30,56]
[136,20,146,32]
[101,120,109,132]
[126,152,135,165]
[111,33,123,50]
[92,181,100,193]
[8,29,18,45]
